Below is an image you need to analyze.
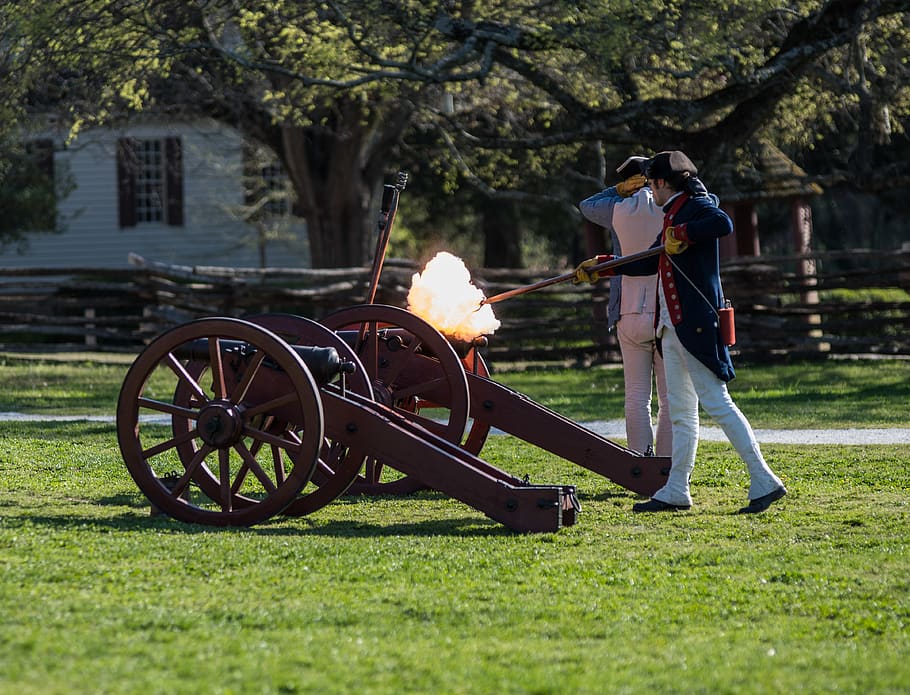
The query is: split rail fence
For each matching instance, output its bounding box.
[1,247,908,366]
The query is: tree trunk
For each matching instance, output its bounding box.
[280,129,372,268]
[482,199,523,267]
[276,99,414,269]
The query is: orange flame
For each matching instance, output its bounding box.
[407,252,501,342]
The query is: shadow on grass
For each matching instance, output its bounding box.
[582,489,640,503]
[263,517,514,538]
[12,489,518,538]
[85,488,572,537]
[7,509,516,538]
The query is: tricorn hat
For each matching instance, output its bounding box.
[616,155,649,180]
[646,150,698,180]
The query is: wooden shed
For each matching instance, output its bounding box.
[709,138,823,261]
[709,139,827,348]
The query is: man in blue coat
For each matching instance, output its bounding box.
[575,150,787,514]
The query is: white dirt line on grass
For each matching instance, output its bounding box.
[0,412,169,424]
[3,412,909,444]
[578,420,910,445]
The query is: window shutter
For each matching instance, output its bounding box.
[24,139,56,231]
[29,139,55,180]
[165,137,184,226]
[116,138,138,228]
[242,142,258,207]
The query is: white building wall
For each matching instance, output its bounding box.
[0,119,310,269]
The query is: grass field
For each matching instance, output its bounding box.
[2,351,909,428]
[0,355,908,694]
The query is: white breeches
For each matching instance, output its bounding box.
[653,325,783,506]
[616,312,671,456]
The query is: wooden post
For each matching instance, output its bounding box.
[84,308,97,347]
[719,203,740,260]
[790,197,828,352]
[733,202,761,256]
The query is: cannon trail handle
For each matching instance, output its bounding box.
[366,171,408,305]
[481,245,665,305]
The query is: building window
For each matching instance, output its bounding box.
[117,137,184,228]
[261,160,291,217]
[242,143,297,219]
[136,140,165,223]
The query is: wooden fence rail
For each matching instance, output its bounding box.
[1,247,908,365]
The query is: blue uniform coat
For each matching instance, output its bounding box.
[618,192,736,382]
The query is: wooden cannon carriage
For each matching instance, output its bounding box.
[116,313,580,532]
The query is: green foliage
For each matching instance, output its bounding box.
[5,0,909,266]
[819,287,910,303]
[773,11,910,154]
[0,141,66,248]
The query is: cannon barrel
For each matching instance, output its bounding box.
[172,339,351,386]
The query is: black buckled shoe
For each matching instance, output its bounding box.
[737,486,787,514]
[633,498,691,513]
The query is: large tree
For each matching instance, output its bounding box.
[10,0,910,266]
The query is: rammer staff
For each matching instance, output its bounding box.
[480,245,665,306]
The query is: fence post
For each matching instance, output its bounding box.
[791,199,828,352]
[84,308,97,348]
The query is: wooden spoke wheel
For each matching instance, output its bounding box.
[117,317,324,526]
[240,314,375,516]
[319,304,471,495]
[460,345,492,455]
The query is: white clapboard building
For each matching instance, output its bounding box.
[2,118,310,269]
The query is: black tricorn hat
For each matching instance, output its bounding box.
[646,150,698,180]
[616,155,649,180]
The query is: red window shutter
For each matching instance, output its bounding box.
[116,138,138,228]
[165,137,184,226]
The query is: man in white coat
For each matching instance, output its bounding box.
[577,156,671,457]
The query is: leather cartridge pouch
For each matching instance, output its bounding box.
[718,300,736,347]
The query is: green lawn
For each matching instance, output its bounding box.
[0,355,908,694]
[2,352,908,429]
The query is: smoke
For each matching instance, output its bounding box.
[407,252,501,342]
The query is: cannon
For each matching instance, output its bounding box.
[117,315,579,532]
[266,171,671,499]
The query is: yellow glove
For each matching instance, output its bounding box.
[573,255,615,285]
[664,225,690,255]
[616,174,647,198]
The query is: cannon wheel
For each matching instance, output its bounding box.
[320,304,471,495]
[460,345,492,455]
[169,314,373,518]
[241,314,376,516]
[117,317,324,526]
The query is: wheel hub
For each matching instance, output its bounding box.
[197,400,245,447]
